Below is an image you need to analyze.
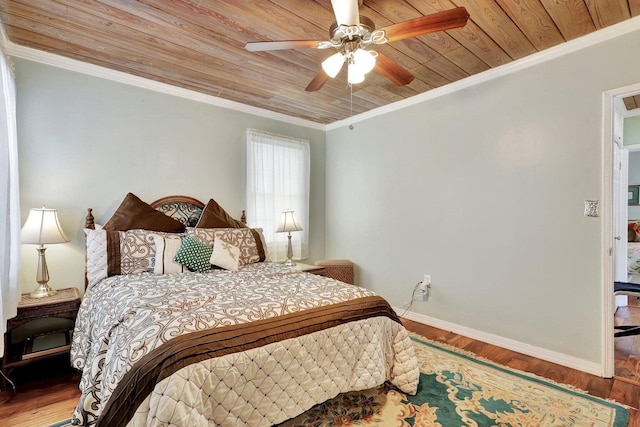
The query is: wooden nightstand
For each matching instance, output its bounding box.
[293,263,326,276]
[314,260,354,285]
[1,287,81,387]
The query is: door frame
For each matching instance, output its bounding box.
[602,83,640,377]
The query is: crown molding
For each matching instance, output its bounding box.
[3,13,640,133]
[328,15,640,131]
[0,40,325,131]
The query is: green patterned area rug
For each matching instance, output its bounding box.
[278,334,629,427]
[49,334,629,427]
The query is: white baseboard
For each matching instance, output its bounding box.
[396,308,603,377]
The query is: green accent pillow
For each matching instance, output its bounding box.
[173,235,213,273]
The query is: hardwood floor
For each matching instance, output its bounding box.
[1,316,639,426]
[0,356,80,427]
[616,298,640,384]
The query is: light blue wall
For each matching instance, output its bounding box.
[625,117,640,219]
[15,59,325,294]
[325,28,640,365]
[625,118,640,218]
[628,151,640,219]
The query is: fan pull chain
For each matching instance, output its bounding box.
[349,83,354,130]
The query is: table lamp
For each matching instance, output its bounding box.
[276,210,303,267]
[21,206,69,298]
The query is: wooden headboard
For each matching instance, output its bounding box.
[150,195,205,227]
[84,195,246,229]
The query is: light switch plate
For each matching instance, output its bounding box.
[584,200,599,217]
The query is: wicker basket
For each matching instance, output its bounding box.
[314,259,354,285]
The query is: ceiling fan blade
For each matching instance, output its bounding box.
[245,40,321,52]
[330,0,360,26]
[305,70,329,92]
[379,7,469,43]
[374,53,415,86]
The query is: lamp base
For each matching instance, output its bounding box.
[282,233,297,267]
[30,246,56,298]
[29,283,57,298]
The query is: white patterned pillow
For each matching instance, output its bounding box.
[118,229,159,273]
[153,234,187,274]
[84,227,107,286]
[186,227,267,266]
[186,227,268,261]
[185,227,220,246]
[210,239,241,271]
[85,228,179,285]
[213,228,264,267]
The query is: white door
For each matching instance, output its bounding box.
[613,143,628,278]
[613,130,629,308]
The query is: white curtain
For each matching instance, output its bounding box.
[0,50,20,358]
[246,129,310,262]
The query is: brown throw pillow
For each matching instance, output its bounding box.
[103,193,185,232]
[195,198,245,228]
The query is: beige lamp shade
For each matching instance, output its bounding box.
[21,207,69,245]
[21,206,69,298]
[275,210,303,233]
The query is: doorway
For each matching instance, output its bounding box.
[604,84,640,380]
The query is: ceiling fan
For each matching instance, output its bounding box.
[244,0,469,92]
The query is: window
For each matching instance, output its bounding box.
[246,129,310,262]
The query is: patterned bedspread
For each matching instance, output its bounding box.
[70,262,419,426]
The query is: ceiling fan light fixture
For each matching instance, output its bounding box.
[347,62,365,84]
[246,4,470,93]
[322,52,345,78]
[353,48,376,74]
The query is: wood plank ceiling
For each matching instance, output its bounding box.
[624,94,640,111]
[0,1,638,124]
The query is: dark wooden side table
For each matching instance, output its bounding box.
[293,263,326,276]
[314,260,354,284]
[1,287,81,389]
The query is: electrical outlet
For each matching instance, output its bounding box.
[419,282,426,294]
[413,274,432,302]
[421,274,431,301]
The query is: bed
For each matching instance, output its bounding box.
[71,193,419,427]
